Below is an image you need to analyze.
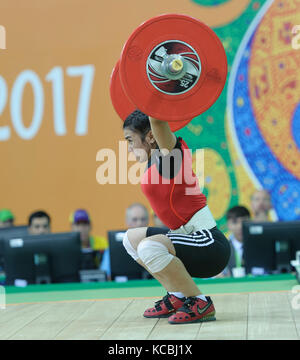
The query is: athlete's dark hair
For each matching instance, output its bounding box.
[123,109,151,141]
[28,210,51,226]
[226,206,250,221]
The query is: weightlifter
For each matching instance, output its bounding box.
[122,109,231,324]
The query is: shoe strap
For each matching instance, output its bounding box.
[154,293,175,311]
[179,296,211,315]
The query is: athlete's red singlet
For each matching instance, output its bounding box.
[141,138,206,229]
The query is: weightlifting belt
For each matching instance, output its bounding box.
[169,206,216,235]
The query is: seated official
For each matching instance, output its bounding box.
[0,209,15,228]
[69,209,108,269]
[250,189,274,222]
[101,203,150,279]
[222,206,251,277]
[28,210,51,235]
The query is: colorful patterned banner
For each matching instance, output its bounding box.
[183,0,300,231]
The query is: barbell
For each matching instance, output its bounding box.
[110,13,227,129]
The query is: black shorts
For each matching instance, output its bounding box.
[146,226,231,278]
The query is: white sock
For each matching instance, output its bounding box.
[196,294,207,301]
[169,291,185,299]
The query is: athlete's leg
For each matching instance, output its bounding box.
[125,227,148,250]
[125,228,201,296]
[137,234,219,324]
[124,229,216,321]
[124,227,167,279]
[136,235,202,297]
[124,229,189,317]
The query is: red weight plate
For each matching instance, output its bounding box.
[110,60,192,131]
[119,14,227,121]
[110,59,135,121]
[170,118,191,131]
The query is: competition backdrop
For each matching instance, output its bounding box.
[1,0,300,236]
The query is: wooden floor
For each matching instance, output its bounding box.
[1,291,299,340]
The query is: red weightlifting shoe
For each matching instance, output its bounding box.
[168,296,216,324]
[143,293,186,318]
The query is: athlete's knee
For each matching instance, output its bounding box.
[125,227,147,250]
[123,230,139,261]
[137,240,174,274]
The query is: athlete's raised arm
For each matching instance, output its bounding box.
[149,117,177,155]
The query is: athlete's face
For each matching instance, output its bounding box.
[123,128,153,163]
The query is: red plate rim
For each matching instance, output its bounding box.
[119,13,227,121]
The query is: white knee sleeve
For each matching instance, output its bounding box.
[123,231,139,261]
[137,240,174,273]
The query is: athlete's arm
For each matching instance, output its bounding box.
[149,117,177,155]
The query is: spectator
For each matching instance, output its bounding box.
[250,189,272,222]
[28,210,51,235]
[152,210,168,228]
[101,203,150,279]
[223,206,251,277]
[69,209,108,268]
[125,203,149,228]
[0,209,15,228]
